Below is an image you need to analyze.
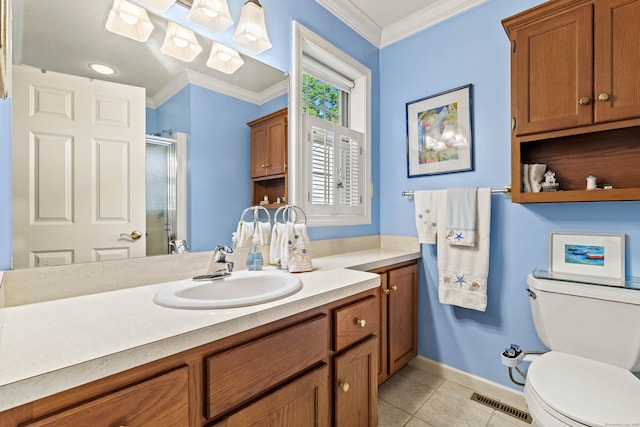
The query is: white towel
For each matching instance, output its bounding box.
[257,221,272,246]
[269,222,285,265]
[236,221,255,248]
[282,223,313,272]
[414,190,442,244]
[446,187,477,247]
[437,187,491,311]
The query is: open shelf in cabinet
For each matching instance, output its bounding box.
[512,125,640,203]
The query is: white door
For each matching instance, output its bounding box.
[12,65,146,268]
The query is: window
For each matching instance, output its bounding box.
[291,22,371,226]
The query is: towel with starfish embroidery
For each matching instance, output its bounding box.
[438,187,491,311]
[445,186,478,247]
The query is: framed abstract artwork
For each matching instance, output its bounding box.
[406,84,473,177]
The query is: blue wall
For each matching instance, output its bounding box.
[379,0,640,390]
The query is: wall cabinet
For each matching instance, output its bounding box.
[503,0,640,203]
[371,261,418,384]
[248,108,288,208]
[1,287,381,427]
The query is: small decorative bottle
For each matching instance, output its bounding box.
[586,174,597,190]
[246,234,263,271]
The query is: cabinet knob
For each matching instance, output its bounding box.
[598,93,610,101]
[383,288,390,295]
[261,163,270,168]
[391,285,398,292]
[356,318,366,328]
[578,97,591,105]
[339,382,350,392]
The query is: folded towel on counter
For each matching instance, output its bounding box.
[269,222,285,265]
[236,221,255,248]
[414,190,442,244]
[437,187,491,311]
[257,221,272,246]
[446,187,478,247]
[281,223,313,272]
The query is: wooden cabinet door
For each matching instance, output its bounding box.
[513,4,593,135]
[23,367,189,427]
[387,263,418,376]
[250,122,268,178]
[333,336,378,427]
[214,365,329,427]
[266,114,287,176]
[377,272,389,384]
[594,0,640,123]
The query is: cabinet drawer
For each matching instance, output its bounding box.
[333,295,378,352]
[24,366,189,427]
[206,314,328,420]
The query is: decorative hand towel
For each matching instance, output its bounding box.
[414,190,442,244]
[446,186,478,247]
[437,187,491,311]
[282,223,313,273]
[269,222,285,265]
[257,221,272,246]
[236,221,255,248]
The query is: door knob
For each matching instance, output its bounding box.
[120,230,142,240]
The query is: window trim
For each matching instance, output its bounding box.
[290,22,372,226]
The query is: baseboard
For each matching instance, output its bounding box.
[409,355,527,411]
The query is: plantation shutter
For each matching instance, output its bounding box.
[306,114,363,214]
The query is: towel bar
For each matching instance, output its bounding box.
[402,186,511,200]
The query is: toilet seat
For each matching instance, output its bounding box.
[525,352,640,427]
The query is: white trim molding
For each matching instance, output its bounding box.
[316,0,487,48]
[409,355,528,411]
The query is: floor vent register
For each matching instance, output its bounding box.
[470,392,533,424]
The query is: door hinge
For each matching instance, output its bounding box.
[511,40,516,53]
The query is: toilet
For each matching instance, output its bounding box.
[525,274,640,427]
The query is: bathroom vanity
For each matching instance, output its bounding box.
[0,247,419,426]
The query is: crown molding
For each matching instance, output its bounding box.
[381,0,487,47]
[150,69,288,108]
[315,0,487,49]
[315,0,382,47]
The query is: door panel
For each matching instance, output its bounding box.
[12,66,146,267]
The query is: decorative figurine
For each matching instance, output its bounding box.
[541,170,560,192]
[586,174,597,191]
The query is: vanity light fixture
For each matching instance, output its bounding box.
[105,0,155,42]
[188,0,234,33]
[206,41,244,74]
[233,0,272,54]
[135,0,176,12]
[88,63,116,75]
[160,21,203,62]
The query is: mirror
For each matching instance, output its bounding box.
[11,0,288,268]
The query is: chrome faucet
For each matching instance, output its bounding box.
[193,245,234,281]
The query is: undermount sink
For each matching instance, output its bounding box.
[153,270,303,309]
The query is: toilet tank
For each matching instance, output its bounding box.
[527,274,640,372]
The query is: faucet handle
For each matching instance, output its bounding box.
[213,245,233,262]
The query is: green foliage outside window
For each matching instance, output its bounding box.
[302,73,340,124]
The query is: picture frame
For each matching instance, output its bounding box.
[549,232,626,284]
[406,84,473,177]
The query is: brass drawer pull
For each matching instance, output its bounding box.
[383,288,390,295]
[356,319,366,328]
[579,97,591,105]
[339,382,350,392]
[391,285,398,292]
[598,93,610,101]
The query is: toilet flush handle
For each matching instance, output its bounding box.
[526,289,536,299]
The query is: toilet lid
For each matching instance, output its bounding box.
[527,352,640,427]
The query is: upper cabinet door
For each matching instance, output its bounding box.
[513,4,593,135]
[594,0,640,123]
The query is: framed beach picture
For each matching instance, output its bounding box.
[549,232,625,283]
[406,84,473,177]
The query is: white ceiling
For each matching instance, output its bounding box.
[316,0,488,47]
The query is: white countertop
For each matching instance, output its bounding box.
[0,248,419,412]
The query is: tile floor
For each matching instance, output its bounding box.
[378,365,531,427]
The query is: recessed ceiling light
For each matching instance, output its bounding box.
[89,63,116,75]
